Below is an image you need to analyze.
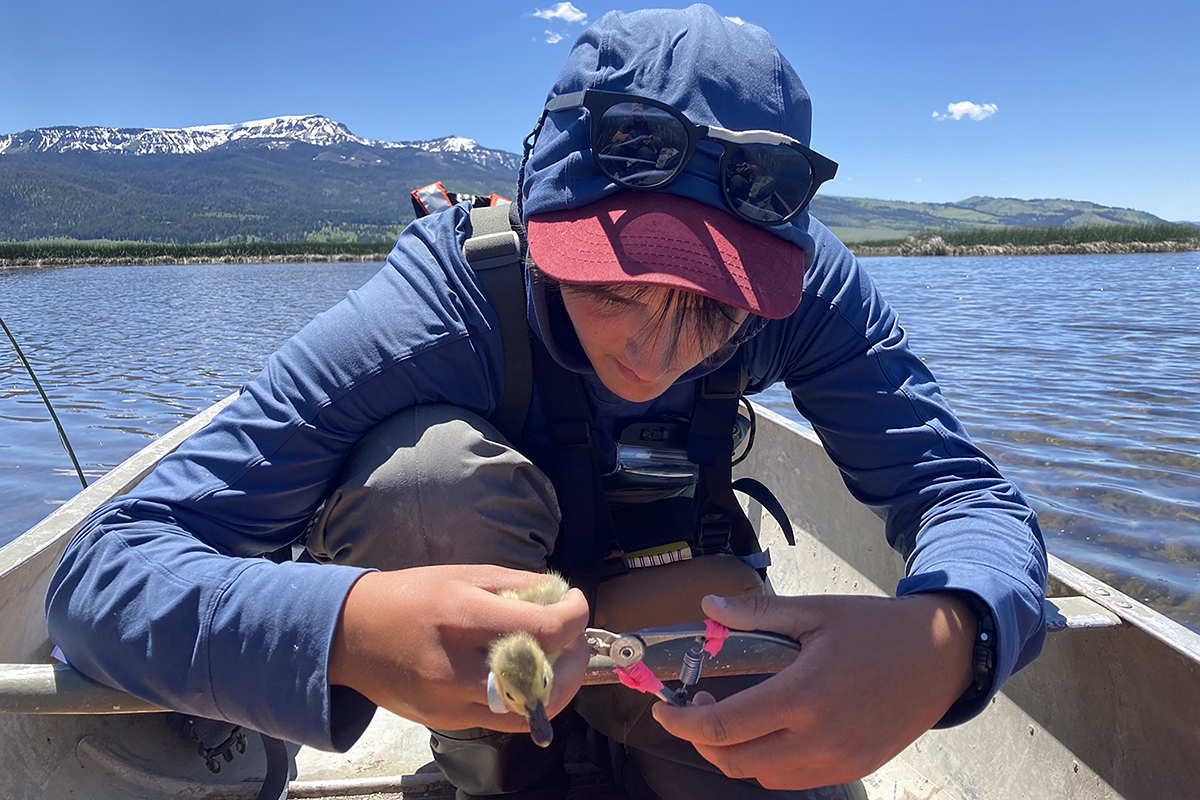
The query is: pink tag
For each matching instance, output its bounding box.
[703,619,730,656]
[614,661,665,694]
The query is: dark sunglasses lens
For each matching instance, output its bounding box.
[723,143,815,224]
[595,102,689,188]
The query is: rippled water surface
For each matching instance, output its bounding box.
[757,252,1200,631]
[1,261,384,539]
[4,253,1200,632]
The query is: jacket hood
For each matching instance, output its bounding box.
[520,4,819,262]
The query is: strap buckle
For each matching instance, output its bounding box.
[696,513,732,555]
[700,369,741,400]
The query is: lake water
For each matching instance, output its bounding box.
[3,252,1199,633]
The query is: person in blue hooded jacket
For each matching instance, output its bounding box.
[46,6,1047,800]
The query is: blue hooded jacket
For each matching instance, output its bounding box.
[46,5,1046,752]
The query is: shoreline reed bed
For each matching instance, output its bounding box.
[0,240,394,264]
[847,223,1200,251]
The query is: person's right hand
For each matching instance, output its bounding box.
[328,564,590,732]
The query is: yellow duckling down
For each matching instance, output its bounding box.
[487,572,570,748]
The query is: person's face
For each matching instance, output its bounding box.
[559,283,747,403]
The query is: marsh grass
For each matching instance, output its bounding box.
[846,223,1200,250]
[0,240,392,263]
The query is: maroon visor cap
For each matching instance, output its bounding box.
[525,192,805,320]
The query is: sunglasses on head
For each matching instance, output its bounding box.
[542,89,838,226]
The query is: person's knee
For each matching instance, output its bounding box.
[306,404,559,571]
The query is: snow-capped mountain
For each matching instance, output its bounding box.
[0,114,524,243]
[0,114,522,171]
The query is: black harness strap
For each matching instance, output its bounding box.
[531,338,612,621]
[687,353,764,569]
[732,477,796,547]
[464,203,532,445]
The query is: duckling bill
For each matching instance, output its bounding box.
[486,573,570,747]
[488,632,556,746]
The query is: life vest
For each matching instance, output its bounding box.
[411,181,511,219]
[460,202,795,612]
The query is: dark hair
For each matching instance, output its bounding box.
[531,263,747,366]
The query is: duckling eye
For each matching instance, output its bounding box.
[504,692,515,701]
[542,675,548,689]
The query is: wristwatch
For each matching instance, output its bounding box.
[957,592,997,702]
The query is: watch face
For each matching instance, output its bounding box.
[971,610,997,694]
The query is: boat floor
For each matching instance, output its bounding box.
[41,702,919,799]
[44,704,630,799]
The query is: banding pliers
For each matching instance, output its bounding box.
[585,622,802,707]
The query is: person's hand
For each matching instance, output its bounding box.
[329,564,590,732]
[652,592,976,790]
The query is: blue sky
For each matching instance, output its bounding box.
[2,1,1197,221]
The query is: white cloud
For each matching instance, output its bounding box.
[545,30,564,44]
[933,101,998,121]
[534,3,587,24]
[725,16,745,25]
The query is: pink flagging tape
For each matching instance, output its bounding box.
[614,661,665,695]
[703,619,730,656]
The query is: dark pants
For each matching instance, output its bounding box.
[306,404,866,800]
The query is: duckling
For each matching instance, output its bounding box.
[487,572,570,747]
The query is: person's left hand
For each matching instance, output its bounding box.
[652,592,977,790]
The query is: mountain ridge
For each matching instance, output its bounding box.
[0,115,1174,243]
[0,114,521,171]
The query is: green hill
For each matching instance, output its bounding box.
[810,195,1169,243]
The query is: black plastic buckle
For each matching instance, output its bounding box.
[600,554,630,580]
[700,370,741,400]
[696,513,733,554]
